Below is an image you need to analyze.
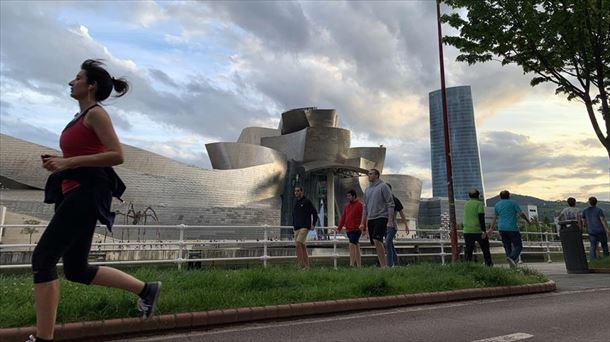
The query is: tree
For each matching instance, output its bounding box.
[441,0,610,158]
[21,219,40,248]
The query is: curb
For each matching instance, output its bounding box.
[0,280,556,342]
[589,268,610,274]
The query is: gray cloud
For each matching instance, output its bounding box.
[0,117,60,149]
[480,131,609,195]
[207,1,311,51]
[0,1,274,142]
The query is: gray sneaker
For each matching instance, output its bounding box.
[137,281,162,319]
[506,257,517,268]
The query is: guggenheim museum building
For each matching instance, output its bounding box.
[0,107,422,240]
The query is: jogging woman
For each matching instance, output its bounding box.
[29,60,161,342]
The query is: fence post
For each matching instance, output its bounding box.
[0,206,6,244]
[263,225,268,268]
[545,231,552,263]
[177,224,185,270]
[332,228,337,270]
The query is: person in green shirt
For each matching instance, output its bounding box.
[462,189,492,266]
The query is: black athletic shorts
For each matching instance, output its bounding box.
[367,217,387,245]
[347,230,362,245]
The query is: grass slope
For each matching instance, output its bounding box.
[0,264,547,328]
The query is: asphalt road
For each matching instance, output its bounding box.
[111,286,610,342]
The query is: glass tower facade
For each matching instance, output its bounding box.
[429,85,485,202]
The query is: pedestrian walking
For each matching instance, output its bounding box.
[462,189,492,266]
[487,190,530,268]
[337,190,364,267]
[292,186,318,269]
[582,196,609,259]
[359,168,394,268]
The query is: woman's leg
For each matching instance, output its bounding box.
[91,267,144,294]
[31,190,91,340]
[354,244,362,267]
[34,280,60,340]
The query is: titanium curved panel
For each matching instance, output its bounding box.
[303,127,351,163]
[237,127,280,145]
[260,129,307,161]
[0,133,285,209]
[0,134,57,189]
[380,174,423,221]
[305,109,338,128]
[348,147,386,172]
[206,142,287,170]
[279,108,310,134]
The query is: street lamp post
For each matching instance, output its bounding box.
[435,0,459,262]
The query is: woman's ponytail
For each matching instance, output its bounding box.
[111,77,129,98]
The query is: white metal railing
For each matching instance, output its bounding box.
[0,224,578,270]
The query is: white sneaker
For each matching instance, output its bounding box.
[506,257,517,268]
[25,335,36,342]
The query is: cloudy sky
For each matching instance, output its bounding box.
[1,1,608,201]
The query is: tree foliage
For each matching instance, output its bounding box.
[441,0,610,157]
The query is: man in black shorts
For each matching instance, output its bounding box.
[359,168,394,267]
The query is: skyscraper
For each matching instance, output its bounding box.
[429,85,485,202]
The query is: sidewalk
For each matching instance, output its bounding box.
[523,262,610,291]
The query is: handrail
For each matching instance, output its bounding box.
[0,224,581,270]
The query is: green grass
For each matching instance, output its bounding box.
[0,264,547,328]
[589,255,610,268]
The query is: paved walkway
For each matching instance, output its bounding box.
[522,262,610,290]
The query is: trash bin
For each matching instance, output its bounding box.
[558,221,588,274]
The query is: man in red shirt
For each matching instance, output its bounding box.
[337,190,364,267]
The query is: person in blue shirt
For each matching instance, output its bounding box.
[487,190,530,268]
[582,196,609,259]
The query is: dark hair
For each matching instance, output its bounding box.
[499,190,510,199]
[81,59,129,101]
[567,197,576,207]
[369,168,380,177]
[347,189,357,197]
[588,196,597,206]
[469,189,480,199]
[386,183,392,190]
[294,186,304,192]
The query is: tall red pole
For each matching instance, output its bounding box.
[435,0,459,262]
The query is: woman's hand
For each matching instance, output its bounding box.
[42,156,74,172]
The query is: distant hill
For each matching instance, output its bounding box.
[487,194,610,223]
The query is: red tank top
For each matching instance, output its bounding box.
[59,105,108,193]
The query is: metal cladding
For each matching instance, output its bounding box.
[0,133,284,227]
[278,107,338,134]
[237,127,280,145]
[2,105,424,230]
[279,108,311,134]
[0,133,58,189]
[206,142,287,170]
[261,127,351,163]
[260,129,308,161]
[305,109,338,128]
[348,147,386,172]
[380,174,423,222]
